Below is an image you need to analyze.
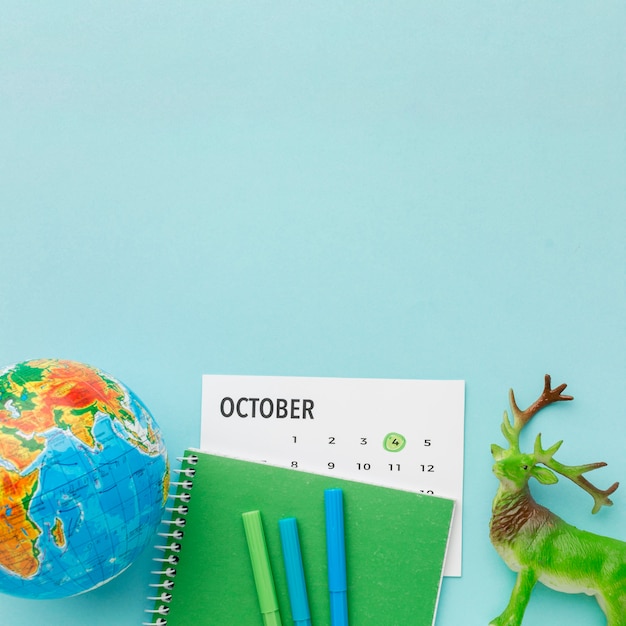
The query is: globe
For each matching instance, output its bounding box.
[0,358,169,599]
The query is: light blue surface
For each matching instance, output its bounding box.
[1,3,624,624]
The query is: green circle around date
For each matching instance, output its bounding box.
[383,432,406,452]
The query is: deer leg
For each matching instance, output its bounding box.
[490,568,538,626]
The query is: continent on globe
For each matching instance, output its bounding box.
[0,466,41,578]
[0,358,169,599]
[0,430,45,473]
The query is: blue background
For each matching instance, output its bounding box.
[1,3,624,624]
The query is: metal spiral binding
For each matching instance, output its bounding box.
[142,453,198,626]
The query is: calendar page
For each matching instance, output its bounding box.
[200,375,465,576]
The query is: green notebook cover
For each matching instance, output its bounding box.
[144,450,454,626]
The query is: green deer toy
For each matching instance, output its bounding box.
[489,375,626,625]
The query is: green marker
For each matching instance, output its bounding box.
[242,510,283,626]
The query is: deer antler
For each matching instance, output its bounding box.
[534,434,619,514]
[509,374,573,432]
[500,374,573,453]
[496,375,619,512]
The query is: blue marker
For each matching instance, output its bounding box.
[279,517,312,626]
[324,488,348,626]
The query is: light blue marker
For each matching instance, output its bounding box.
[325,488,348,626]
[279,517,312,626]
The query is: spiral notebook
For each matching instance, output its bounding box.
[143,450,455,626]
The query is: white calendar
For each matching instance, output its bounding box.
[200,375,465,576]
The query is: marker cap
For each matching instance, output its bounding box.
[279,517,311,625]
[242,510,282,626]
[324,488,347,593]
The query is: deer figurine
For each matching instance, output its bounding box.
[489,375,626,625]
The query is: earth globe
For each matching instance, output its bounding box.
[0,358,169,599]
